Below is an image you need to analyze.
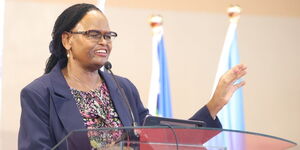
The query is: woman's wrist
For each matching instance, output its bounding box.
[206,98,224,120]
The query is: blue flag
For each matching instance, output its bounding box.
[157,38,172,117]
[205,16,245,150]
[148,23,172,117]
[216,23,245,131]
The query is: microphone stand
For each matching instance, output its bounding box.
[104,62,139,138]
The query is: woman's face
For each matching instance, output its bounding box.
[64,10,113,71]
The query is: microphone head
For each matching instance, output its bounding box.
[104,61,112,70]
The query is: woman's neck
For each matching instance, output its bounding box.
[62,62,102,91]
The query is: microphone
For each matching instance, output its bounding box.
[104,61,138,129]
[104,61,112,70]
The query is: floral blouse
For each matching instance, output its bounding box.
[70,82,123,149]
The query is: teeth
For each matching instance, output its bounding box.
[96,50,107,53]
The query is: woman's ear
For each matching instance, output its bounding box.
[61,32,72,50]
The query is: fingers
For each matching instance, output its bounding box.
[233,64,247,75]
[225,64,247,84]
[234,64,247,82]
[211,64,247,115]
[233,80,246,91]
[223,80,246,100]
[235,70,247,81]
[235,64,247,71]
[231,64,244,72]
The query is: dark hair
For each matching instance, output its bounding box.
[45,3,101,74]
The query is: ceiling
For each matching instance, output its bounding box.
[9,0,300,17]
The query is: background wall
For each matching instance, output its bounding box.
[1,0,299,149]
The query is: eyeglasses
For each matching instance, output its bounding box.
[69,30,117,42]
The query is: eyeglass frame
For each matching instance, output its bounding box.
[68,30,118,42]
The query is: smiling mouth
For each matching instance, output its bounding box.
[96,49,107,54]
[95,49,108,57]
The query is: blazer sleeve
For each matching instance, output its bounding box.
[130,81,149,125]
[189,105,222,128]
[121,78,149,125]
[18,85,54,150]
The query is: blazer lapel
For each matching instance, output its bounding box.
[49,64,85,133]
[49,63,132,133]
[100,71,132,127]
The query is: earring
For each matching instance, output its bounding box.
[66,48,71,58]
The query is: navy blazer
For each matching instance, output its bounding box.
[18,62,222,150]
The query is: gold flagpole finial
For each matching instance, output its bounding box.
[149,15,163,28]
[227,5,241,23]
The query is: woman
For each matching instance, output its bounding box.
[18,3,247,150]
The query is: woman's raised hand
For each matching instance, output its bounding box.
[206,64,247,119]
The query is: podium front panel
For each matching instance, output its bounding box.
[51,126,297,150]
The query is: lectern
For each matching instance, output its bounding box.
[51,126,297,150]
